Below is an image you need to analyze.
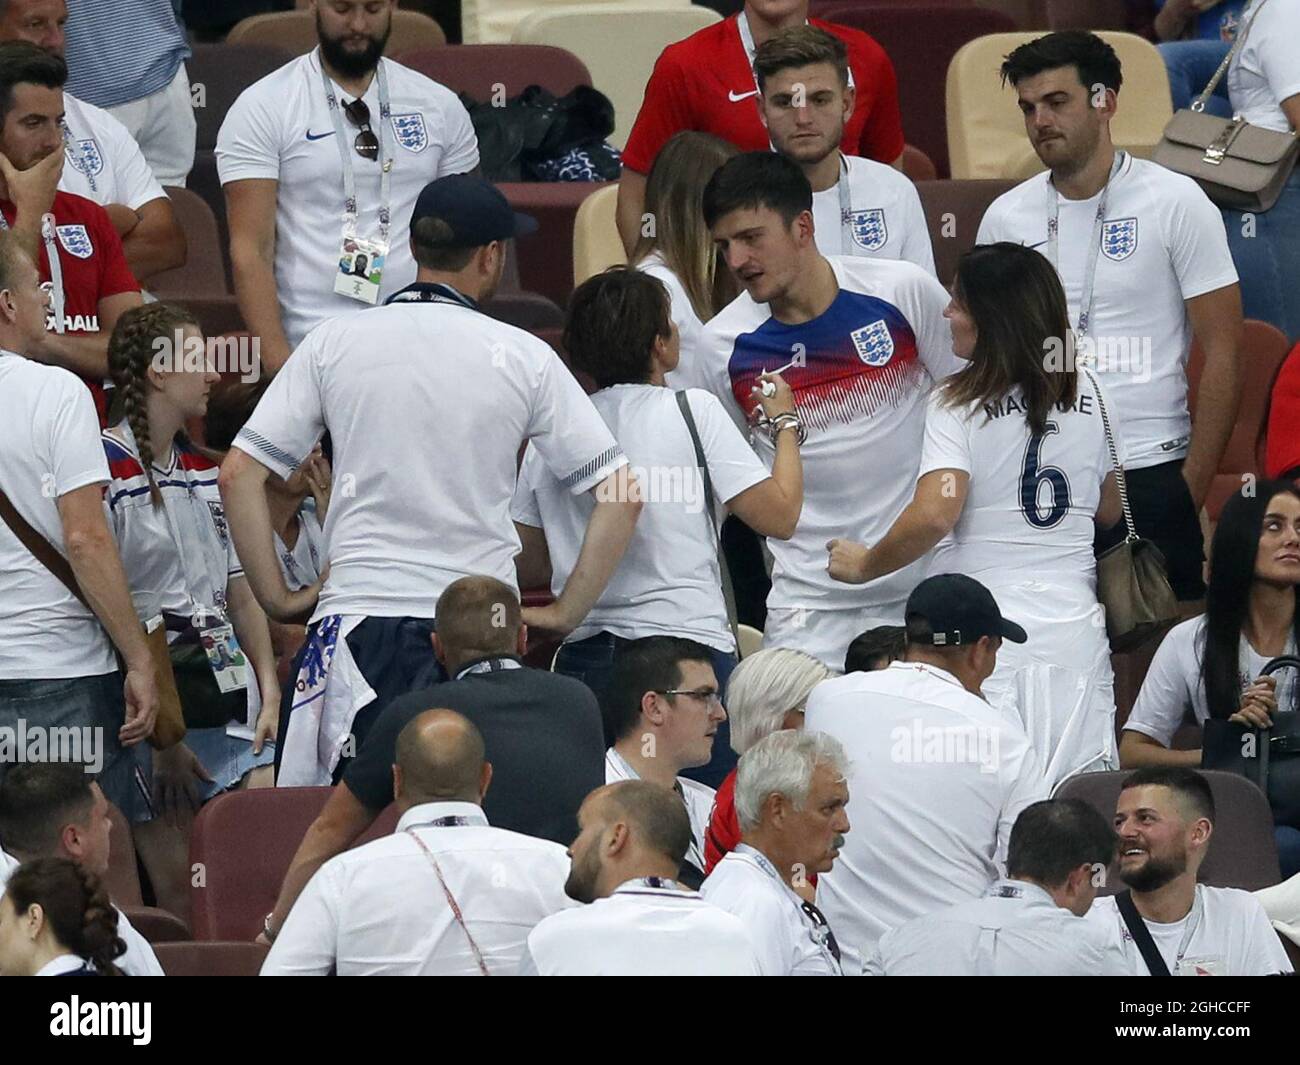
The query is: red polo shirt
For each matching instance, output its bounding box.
[621,14,905,175]
[0,190,140,425]
[1267,342,1300,479]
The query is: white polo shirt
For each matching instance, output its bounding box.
[0,849,164,977]
[234,284,626,624]
[804,661,1047,973]
[216,49,480,347]
[1124,615,1297,747]
[519,877,762,975]
[811,155,937,276]
[697,255,961,618]
[60,93,166,211]
[274,498,324,592]
[513,385,769,652]
[702,844,843,975]
[865,879,1129,976]
[976,154,1238,470]
[1086,885,1294,975]
[1229,0,1300,133]
[0,353,115,680]
[261,801,573,976]
[604,748,717,879]
[636,252,712,393]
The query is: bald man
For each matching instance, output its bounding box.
[519,781,762,975]
[262,575,604,945]
[262,709,574,976]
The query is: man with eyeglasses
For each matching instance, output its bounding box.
[603,637,727,889]
[216,0,478,374]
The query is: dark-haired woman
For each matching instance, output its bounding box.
[101,303,280,921]
[513,267,803,787]
[1122,481,1300,877]
[0,858,124,976]
[827,243,1122,790]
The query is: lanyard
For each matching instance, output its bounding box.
[404,827,491,975]
[836,154,855,256]
[404,815,479,829]
[319,58,392,244]
[39,214,66,335]
[734,844,841,967]
[1044,150,1126,340]
[455,657,523,679]
[616,876,689,894]
[1158,889,1205,969]
[385,282,480,310]
[737,12,854,93]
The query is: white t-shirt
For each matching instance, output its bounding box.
[698,255,961,614]
[513,385,768,651]
[215,50,480,347]
[1125,614,1298,746]
[519,878,762,975]
[701,845,842,975]
[1087,885,1294,975]
[234,288,625,624]
[0,354,115,679]
[811,155,937,277]
[804,661,1047,972]
[274,498,325,592]
[605,748,716,878]
[636,252,712,393]
[977,154,1239,470]
[60,93,166,211]
[1229,0,1300,133]
[919,372,1113,589]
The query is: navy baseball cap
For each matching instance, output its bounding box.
[409,174,538,248]
[905,573,1027,646]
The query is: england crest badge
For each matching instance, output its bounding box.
[56,224,94,259]
[851,319,894,367]
[206,500,230,546]
[849,208,887,251]
[65,138,104,177]
[391,112,428,153]
[1100,217,1138,261]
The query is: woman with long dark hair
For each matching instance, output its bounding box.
[0,858,124,976]
[827,243,1122,789]
[1122,481,1300,876]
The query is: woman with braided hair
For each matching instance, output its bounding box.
[0,857,125,976]
[102,302,279,923]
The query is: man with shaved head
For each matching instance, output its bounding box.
[261,575,604,946]
[519,781,762,975]
[262,709,573,975]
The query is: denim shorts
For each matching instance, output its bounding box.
[134,725,276,805]
[0,672,153,823]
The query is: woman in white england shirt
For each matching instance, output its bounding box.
[513,267,802,785]
[1122,481,1300,876]
[826,243,1123,791]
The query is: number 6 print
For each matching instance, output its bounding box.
[1020,421,1071,529]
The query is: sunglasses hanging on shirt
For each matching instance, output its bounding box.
[343,98,380,161]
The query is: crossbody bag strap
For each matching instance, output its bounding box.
[1115,890,1172,977]
[1192,0,1268,112]
[675,390,740,649]
[0,486,90,609]
[404,828,491,976]
[1081,367,1138,543]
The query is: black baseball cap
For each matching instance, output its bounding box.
[409,174,538,248]
[905,573,1027,646]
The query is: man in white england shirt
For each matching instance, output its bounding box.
[757,27,935,275]
[803,574,1047,973]
[216,0,479,373]
[699,151,960,668]
[702,729,850,975]
[976,31,1242,602]
[519,780,762,975]
[262,710,573,976]
[603,636,725,889]
[0,0,185,282]
[1086,766,1293,976]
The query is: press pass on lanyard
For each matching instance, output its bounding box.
[40,212,66,334]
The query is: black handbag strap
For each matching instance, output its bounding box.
[0,485,90,609]
[1115,890,1172,977]
[675,390,740,649]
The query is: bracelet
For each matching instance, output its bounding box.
[767,413,807,445]
[263,912,279,943]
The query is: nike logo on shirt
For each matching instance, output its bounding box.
[728,89,759,102]
[305,130,335,141]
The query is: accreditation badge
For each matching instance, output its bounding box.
[1176,956,1226,976]
[334,234,388,304]
[200,623,249,694]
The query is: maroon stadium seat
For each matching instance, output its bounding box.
[901,143,937,182]
[819,4,1018,178]
[498,182,612,311]
[1046,0,1128,31]
[914,178,1017,285]
[394,44,592,100]
[189,787,400,940]
[153,941,269,976]
[150,188,231,297]
[187,43,294,153]
[120,906,191,943]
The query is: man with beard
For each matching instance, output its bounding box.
[262,710,573,976]
[1085,767,1292,976]
[702,730,850,975]
[519,781,762,975]
[217,0,478,374]
[756,27,934,275]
